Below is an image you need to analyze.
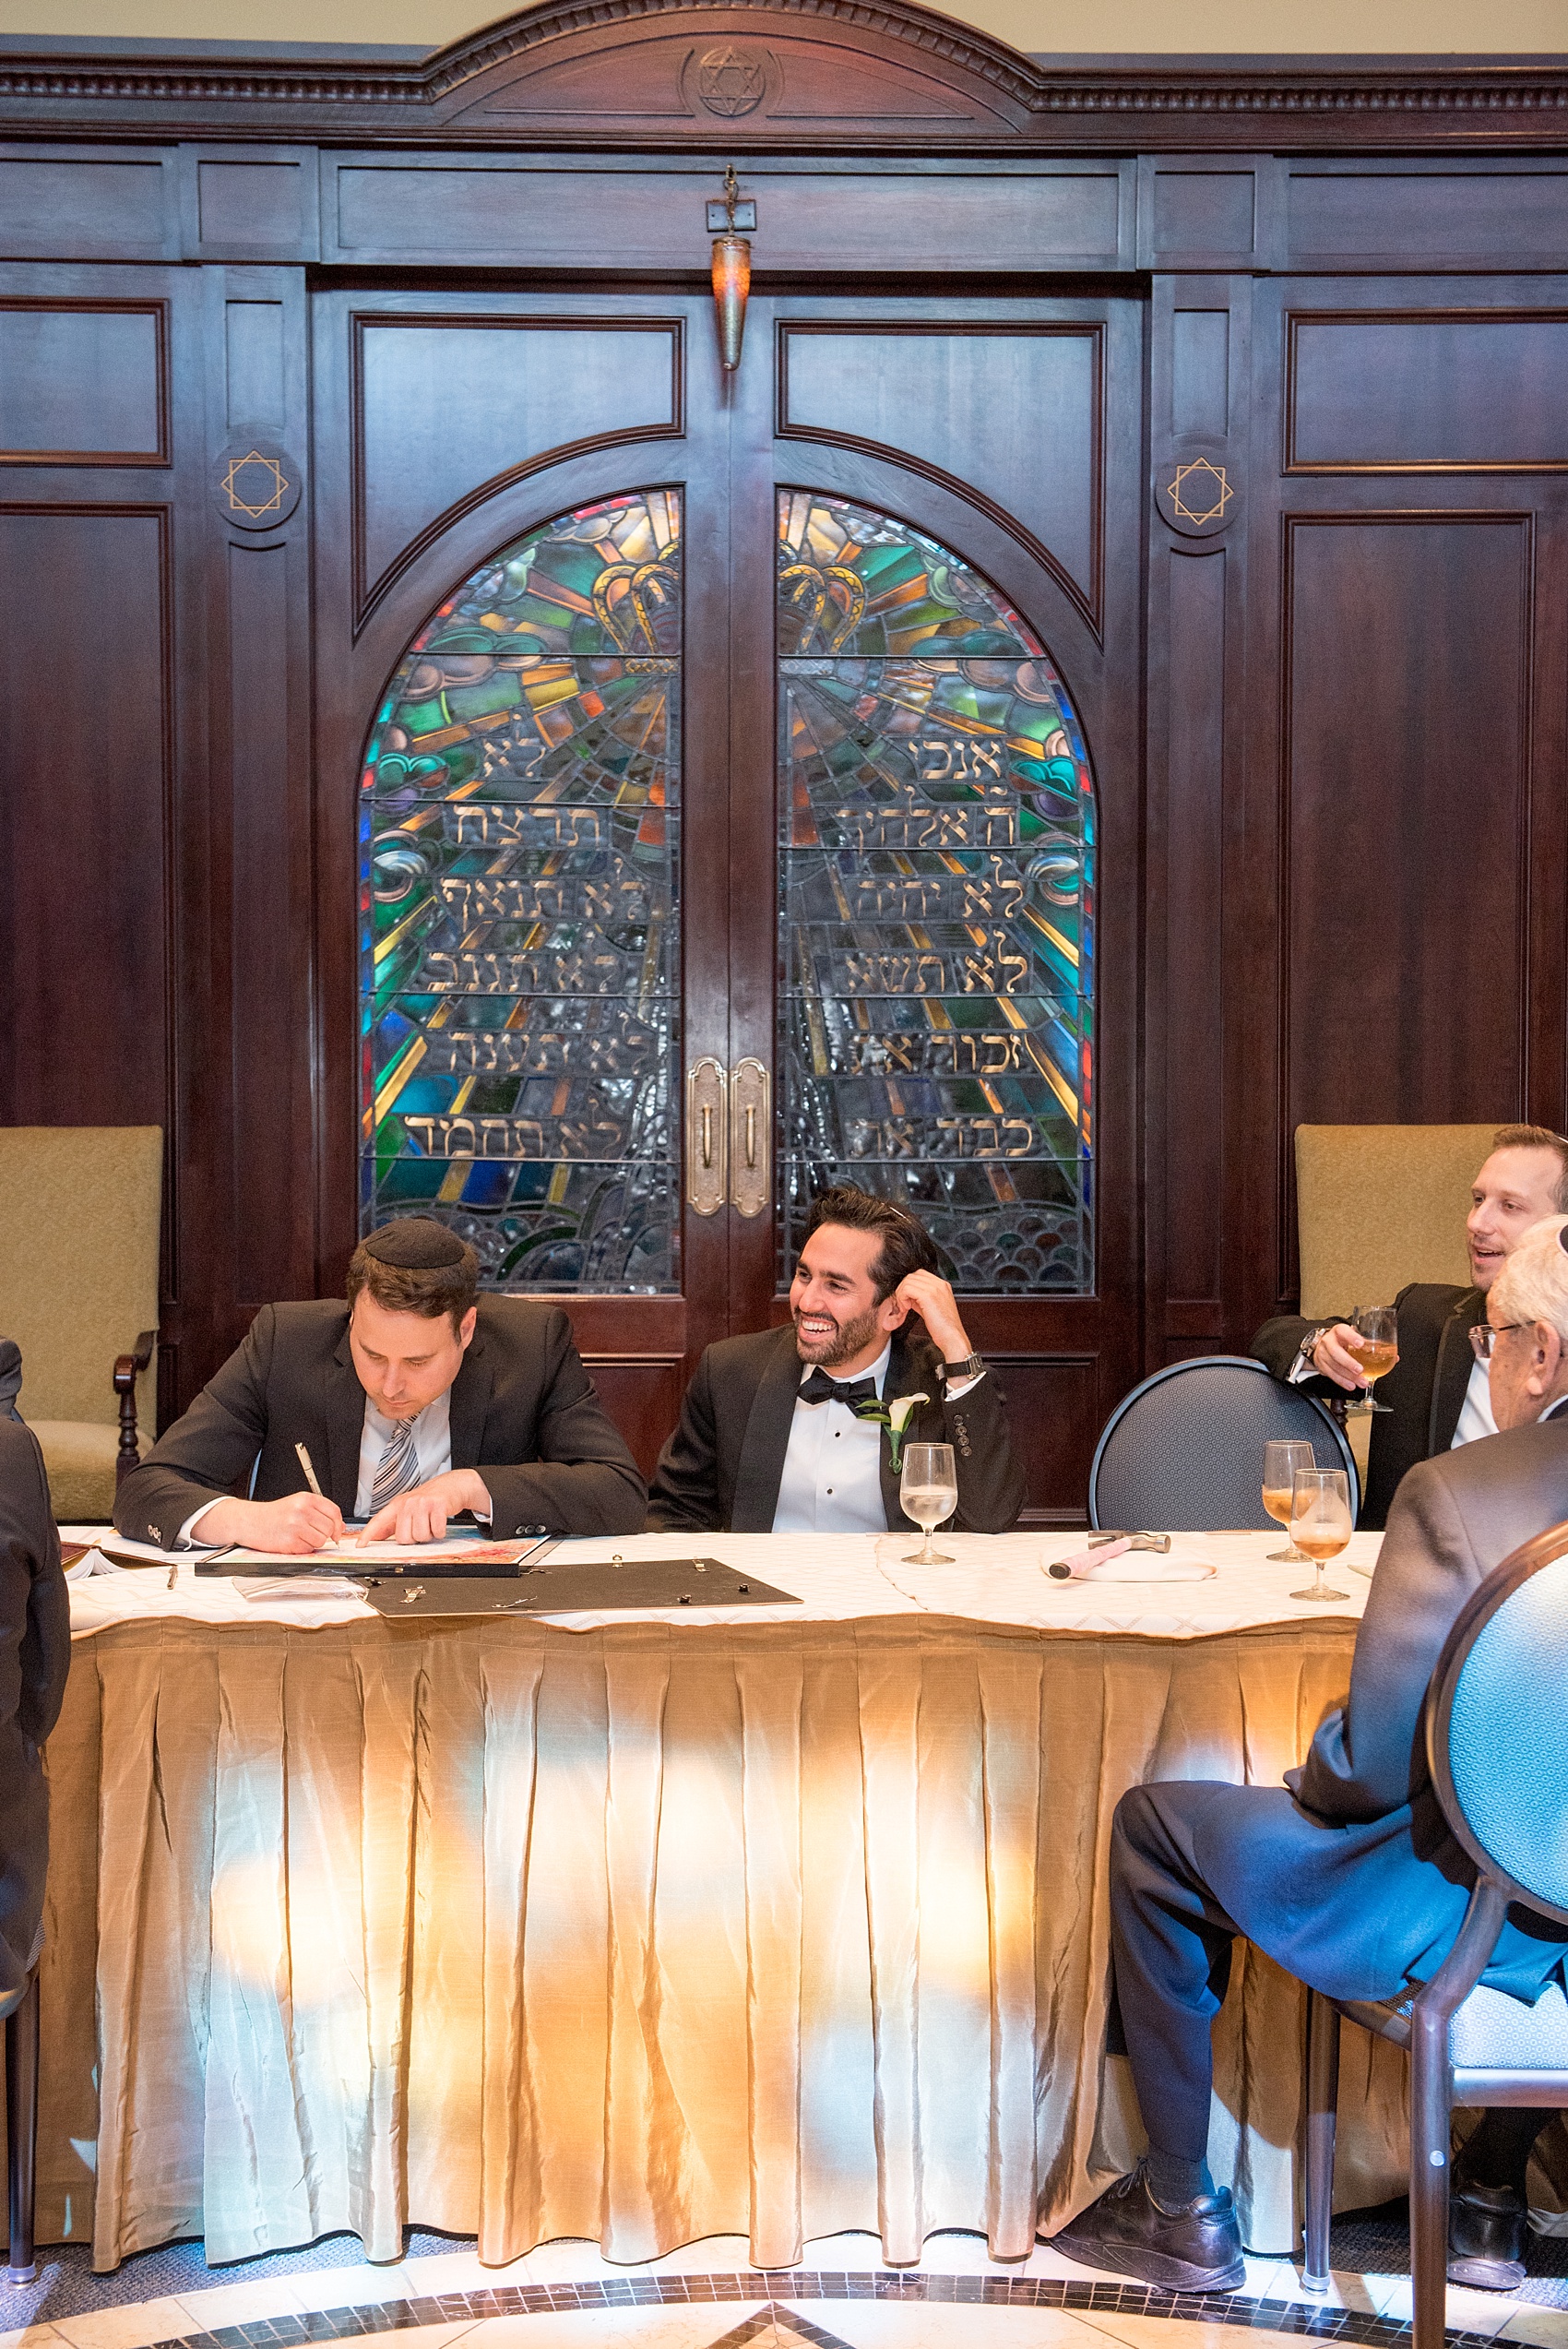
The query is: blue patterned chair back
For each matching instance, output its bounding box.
[1429,1528,1568,1927]
[1088,1355,1360,1532]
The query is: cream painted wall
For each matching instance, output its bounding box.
[2,0,1564,53]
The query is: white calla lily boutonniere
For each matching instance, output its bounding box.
[851,1390,930,1474]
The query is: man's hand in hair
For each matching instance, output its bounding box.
[887,1269,972,1365]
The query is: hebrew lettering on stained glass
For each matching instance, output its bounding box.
[359,489,681,1291]
[778,491,1095,1294]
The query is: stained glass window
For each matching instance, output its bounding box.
[778,491,1095,1294]
[359,490,681,1291]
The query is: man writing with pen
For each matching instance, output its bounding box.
[113,1219,646,1552]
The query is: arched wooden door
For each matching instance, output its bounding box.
[314,283,1141,1517]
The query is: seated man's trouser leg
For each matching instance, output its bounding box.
[1111,1783,1244,2163]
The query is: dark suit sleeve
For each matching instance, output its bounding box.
[1289,1450,1481,1823]
[1253,1313,1336,1386]
[944,1374,1026,1532]
[113,1306,279,1545]
[479,1310,646,1537]
[646,1350,723,1532]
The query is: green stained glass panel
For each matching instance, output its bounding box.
[360,490,682,1291]
[777,492,1095,1294]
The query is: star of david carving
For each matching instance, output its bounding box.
[697,43,766,114]
[1166,458,1234,529]
[222,449,290,519]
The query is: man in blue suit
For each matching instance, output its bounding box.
[1051,1216,1568,2295]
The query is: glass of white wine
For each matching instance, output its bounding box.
[1262,1438,1315,1563]
[1289,1466,1352,1603]
[901,1441,958,1565]
[1346,1304,1399,1415]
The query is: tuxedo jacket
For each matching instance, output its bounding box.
[1253,1282,1484,1529]
[647,1321,1026,1534]
[0,1417,69,2020]
[115,1297,646,1547]
[1169,1414,1568,2005]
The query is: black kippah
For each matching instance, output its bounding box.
[362,1217,468,1270]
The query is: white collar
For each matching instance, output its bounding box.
[798,1340,892,1396]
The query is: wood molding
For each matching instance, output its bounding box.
[5,10,1568,149]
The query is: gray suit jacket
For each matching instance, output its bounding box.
[647,1321,1025,1534]
[0,1417,70,2020]
[1189,1408,1568,2003]
[115,1297,646,1546]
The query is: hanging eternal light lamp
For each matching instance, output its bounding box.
[707,163,754,373]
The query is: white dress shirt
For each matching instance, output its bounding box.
[770,1346,983,1535]
[178,1383,488,1544]
[772,1343,894,1534]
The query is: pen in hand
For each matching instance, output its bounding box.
[295,1442,325,1496]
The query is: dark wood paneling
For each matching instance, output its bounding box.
[327,162,1128,273]
[1288,168,1568,269]
[197,161,303,250]
[1170,311,1229,441]
[225,300,286,434]
[351,314,683,617]
[1283,514,1531,1133]
[582,1357,685,1482]
[989,1356,1096,1525]
[0,506,171,1127]
[0,152,172,257]
[1150,169,1257,265]
[778,320,1102,624]
[1161,546,1228,1307]
[1289,312,1568,473]
[0,300,166,463]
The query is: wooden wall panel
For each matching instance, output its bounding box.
[351,315,683,615]
[988,1357,1098,1525]
[778,321,1102,621]
[1287,168,1568,269]
[1282,514,1531,1131]
[582,1357,685,1482]
[0,301,166,462]
[0,153,174,259]
[0,507,171,1127]
[1288,312,1568,472]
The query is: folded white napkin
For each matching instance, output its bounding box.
[1046,1539,1217,1584]
[237,1575,368,1604]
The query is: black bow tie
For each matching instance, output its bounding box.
[798,1368,878,1409]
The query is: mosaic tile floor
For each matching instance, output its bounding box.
[5,2216,1568,2349]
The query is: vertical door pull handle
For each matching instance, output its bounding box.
[686,1058,728,1215]
[729,1058,769,1219]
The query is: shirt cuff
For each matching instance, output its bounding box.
[1287,1337,1318,1386]
[174,1497,226,1548]
[944,1371,985,1400]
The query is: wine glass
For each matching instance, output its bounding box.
[1262,1439,1315,1563]
[1346,1305,1399,1415]
[1289,1466,1352,1602]
[901,1441,958,1565]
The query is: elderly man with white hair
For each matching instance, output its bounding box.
[1048,1211,1568,2298]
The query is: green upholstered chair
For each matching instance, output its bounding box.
[0,1127,162,1520]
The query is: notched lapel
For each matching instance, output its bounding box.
[1431,1287,1485,1454]
[325,1328,368,1515]
[449,1325,493,1475]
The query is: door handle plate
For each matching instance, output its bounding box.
[729,1057,769,1219]
[685,1057,728,1215]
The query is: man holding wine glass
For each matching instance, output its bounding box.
[1050,1217,1568,2297]
[1253,1125,1568,1526]
[647,1186,1024,1537]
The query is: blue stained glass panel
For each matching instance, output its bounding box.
[777,492,1095,1294]
[359,490,682,1291]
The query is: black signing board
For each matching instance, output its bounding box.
[358,1556,802,1617]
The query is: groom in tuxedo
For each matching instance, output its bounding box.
[647,1186,1024,1535]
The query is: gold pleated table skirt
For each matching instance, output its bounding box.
[25,1591,1427,2274]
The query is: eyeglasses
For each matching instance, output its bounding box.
[1469,1321,1529,1361]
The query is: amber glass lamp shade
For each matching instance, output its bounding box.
[711,233,751,372]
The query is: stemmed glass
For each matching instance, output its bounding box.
[1289,1467,1352,1603]
[1263,1439,1315,1564]
[901,1442,958,1565]
[1346,1305,1399,1415]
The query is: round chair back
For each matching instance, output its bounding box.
[1088,1354,1360,1532]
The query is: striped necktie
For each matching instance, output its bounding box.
[370,1416,422,1513]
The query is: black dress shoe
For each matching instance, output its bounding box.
[1447,2176,1526,2292]
[1048,2161,1247,2293]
